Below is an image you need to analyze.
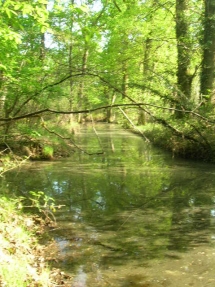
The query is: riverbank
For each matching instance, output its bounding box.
[132,123,215,162]
[0,195,71,287]
[1,120,214,166]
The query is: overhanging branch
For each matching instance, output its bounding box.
[13,72,85,116]
[0,102,213,123]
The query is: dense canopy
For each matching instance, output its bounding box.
[1,0,215,161]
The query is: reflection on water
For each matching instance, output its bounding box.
[2,124,215,286]
[73,265,87,287]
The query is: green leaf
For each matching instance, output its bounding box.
[0,64,7,71]
[38,0,48,4]
[22,3,33,15]
[5,8,11,18]
[79,4,89,13]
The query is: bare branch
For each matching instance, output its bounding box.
[13,72,84,116]
[0,102,213,124]
[41,119,103,156]
[113,0,122,12]
[118,107,150,142]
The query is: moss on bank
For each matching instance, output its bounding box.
[0,196,71,287]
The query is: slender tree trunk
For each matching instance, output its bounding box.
[122,61,128,98]
[78,46,89,123]
[0,70,5,116]
[175,0,193,117]
[68,0,75,124]
[68,45,74,123]
[39,33,45,61]
[0,70,11,135]
[39,4,47,61]
[106,91,116,123]
[138,36,152,125]
[200,0,215,102]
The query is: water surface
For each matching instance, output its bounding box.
[2,124,215,287]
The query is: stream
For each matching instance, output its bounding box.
[2,123,215,287]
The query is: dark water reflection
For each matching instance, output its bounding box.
[2,124,215,286]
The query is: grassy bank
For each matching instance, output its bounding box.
[0,196,70,287]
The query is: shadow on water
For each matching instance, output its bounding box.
[2,124,215,286]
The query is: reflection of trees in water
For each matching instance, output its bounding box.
[2,126,215,266]
[167,178,213,252]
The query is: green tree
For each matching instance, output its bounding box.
[0,0,49,134]
[1,0,215,161]
[200,0,215,102]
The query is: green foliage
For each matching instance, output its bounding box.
[42,145,54,159]
[0,0,214,161]
[0,196,51,286]
[0,154,30,177]
[29,191,55,213]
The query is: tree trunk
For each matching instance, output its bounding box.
[39,3,47,61]
[200,0,215,102]
[68,0,75,124]
[106,91,116,123]
[175,0,193,117]
[137,36,152,125]
[122,61,128,98]
[0,70,5,116]
[78,46,89,123]
[39,33,45,61]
